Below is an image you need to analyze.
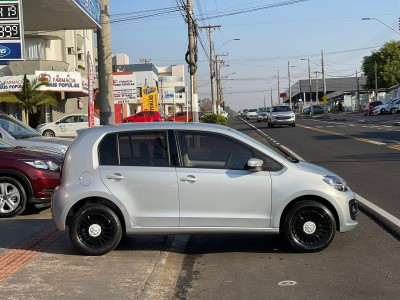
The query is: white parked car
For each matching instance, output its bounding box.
[0,113,72,155]
[371,98,400,115]
[37,114,100,137]
[220,111,228,119]
[52,122,357,256]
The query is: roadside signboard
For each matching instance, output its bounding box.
[113,72,137,104]
[0,0,24,60]
[142,86,158,111]
[87,51,95,127]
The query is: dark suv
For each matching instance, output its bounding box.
[0,138,62,217]
[364,101,383,116]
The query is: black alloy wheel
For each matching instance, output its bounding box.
[69,204,122,256]
[282,200,336,252]
[0,176,27,218]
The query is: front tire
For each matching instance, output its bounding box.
[69,204,122,256]
[0,176,27,218]
[282,201,336,252]
[390,108,396,114]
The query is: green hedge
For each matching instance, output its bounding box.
[202,113,227,125]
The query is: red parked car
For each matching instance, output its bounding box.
[123,111,163,123]
[166,111,193,122]
[0,138,62,218]
[364,101,383,116]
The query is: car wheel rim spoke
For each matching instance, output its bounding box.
[77,212,114,248]
[292,209,328,245]
[0,183,20,213]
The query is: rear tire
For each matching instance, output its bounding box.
[282,201,336,252]
[69,204,122,256]
[43,130,55,137]
[0,176,27,218]
[292,122,296,127]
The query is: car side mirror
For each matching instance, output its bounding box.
[55,121,60,125]
[246,158,263,171]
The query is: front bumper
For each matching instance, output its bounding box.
[271,116,295,125]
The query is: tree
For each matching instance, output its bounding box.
[0,75,57,124]
[362,40,400,90]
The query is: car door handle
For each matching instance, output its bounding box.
[107,173,124,181]
[180,175,197,183]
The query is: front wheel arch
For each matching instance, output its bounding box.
[280,196,339,230]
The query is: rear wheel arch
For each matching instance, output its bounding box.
[66,197,126,232]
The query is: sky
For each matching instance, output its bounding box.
[109,0,400,111]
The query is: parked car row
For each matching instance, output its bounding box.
[370,98,400,115]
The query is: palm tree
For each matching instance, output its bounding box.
[0,75,57,124]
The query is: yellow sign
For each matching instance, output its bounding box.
[321,96,328,104]
[141,86,159,111]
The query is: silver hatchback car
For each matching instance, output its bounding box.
[52,122,357,255]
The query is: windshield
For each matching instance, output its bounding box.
[228,127,285,160]
[248,109,258,112]
[0,116,40,139]
[259,107,269,112]
[272,106,292,112]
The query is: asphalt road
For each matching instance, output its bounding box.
[0,115,399,300]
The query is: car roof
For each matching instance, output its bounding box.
[78,122,232,137]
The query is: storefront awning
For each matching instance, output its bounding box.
[23,0,101,31]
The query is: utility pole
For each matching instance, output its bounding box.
[356,70,360,110]
[288,61,292,108]
[315,71,319,104]
[321,49,326,96]
[200,25,221,113]
[215,53,228,113]
[374,61,378,101]
[307,58,313,115]
[187,0,199,122]
[98,0,115,124]
[270,86,273,106]
[277,70,280,105]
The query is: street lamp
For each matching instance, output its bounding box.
[301,58,314,115]
[216,38,241,52]
[361,18,400,34]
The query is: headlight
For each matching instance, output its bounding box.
[21,160,61,172]
[323,175,348,192]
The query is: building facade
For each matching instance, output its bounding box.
[283,76,368,112]
[0,29,97,127]
[114,61,187,117]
